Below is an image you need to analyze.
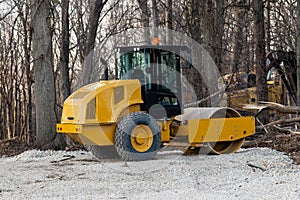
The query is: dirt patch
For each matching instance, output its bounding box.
[0,139,33,157]
[243,129,300,165]
[0,138,84,158]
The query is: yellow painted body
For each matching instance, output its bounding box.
[157,117,255,144]
[57,80,141,145]
[57,123,116,145]
[187,117,254,143]
[225,77,283,112]
[60,80,142,124]
[226,87,257,111]
[57,80,255,149]
[267,80,283,104]
[130,125,154,152]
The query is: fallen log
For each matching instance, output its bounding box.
[263,117,300,127]
[258,101,300,114]
[243,101,300,115]
[272,125,300,135]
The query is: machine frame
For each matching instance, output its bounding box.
[57,45,255,161]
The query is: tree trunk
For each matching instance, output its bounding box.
[165,0,172,44]
[232,2,247,76]
[31,0,65,149]
[253,0,267,102]
[297,0,300,106]
[137,0,151,44]
[202,0,215,60]
[183,0,205,105]
[25,1,34,144]
[60,0,71,100]
[266,0,271,53]
[81,0,107,86]
[214,0,225,74]
[151,0,159,40]
[75,0,86,65]
[185,0,201,42]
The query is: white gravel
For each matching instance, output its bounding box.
[0,148,299,200]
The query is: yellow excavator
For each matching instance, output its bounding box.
[225,50,297,114]
[56,45,255,161]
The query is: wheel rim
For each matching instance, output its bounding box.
[130,125,153,152]
[207,138,245,155]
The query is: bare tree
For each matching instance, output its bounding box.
[60,0,71,101]
[151,0,159,40]
[297,0,300,105]
[81,0,108,85]
[30,0,65,149]
[232,1,249,79]
[16,0,34,143]
[253,0,267,102]
[1,0,300,146]
[165,0,172,44]
[137,0,151,44]
[202,0,217,64]
[214,0,225,73]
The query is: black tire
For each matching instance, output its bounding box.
[114,112,161,161]
[86,145,121,160]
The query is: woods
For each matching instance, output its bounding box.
[0,0,299,147]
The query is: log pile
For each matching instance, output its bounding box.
[243,101,300,164]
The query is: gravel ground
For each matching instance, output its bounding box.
[0,148,299,200]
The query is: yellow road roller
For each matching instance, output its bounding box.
[57,45,255,161]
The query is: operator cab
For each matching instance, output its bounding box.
[116,45,189,118]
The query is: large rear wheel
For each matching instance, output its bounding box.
[114,112,161,161]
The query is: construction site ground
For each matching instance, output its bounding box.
[0,145,299,199]
[1,129,299,164]
[0,131,299,199]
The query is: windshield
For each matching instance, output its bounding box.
[119,50,150,81]
[119,48,180,94]
[160,51,179,93]
[117,46,188,118]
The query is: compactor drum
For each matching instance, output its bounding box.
[57,45,255,161]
